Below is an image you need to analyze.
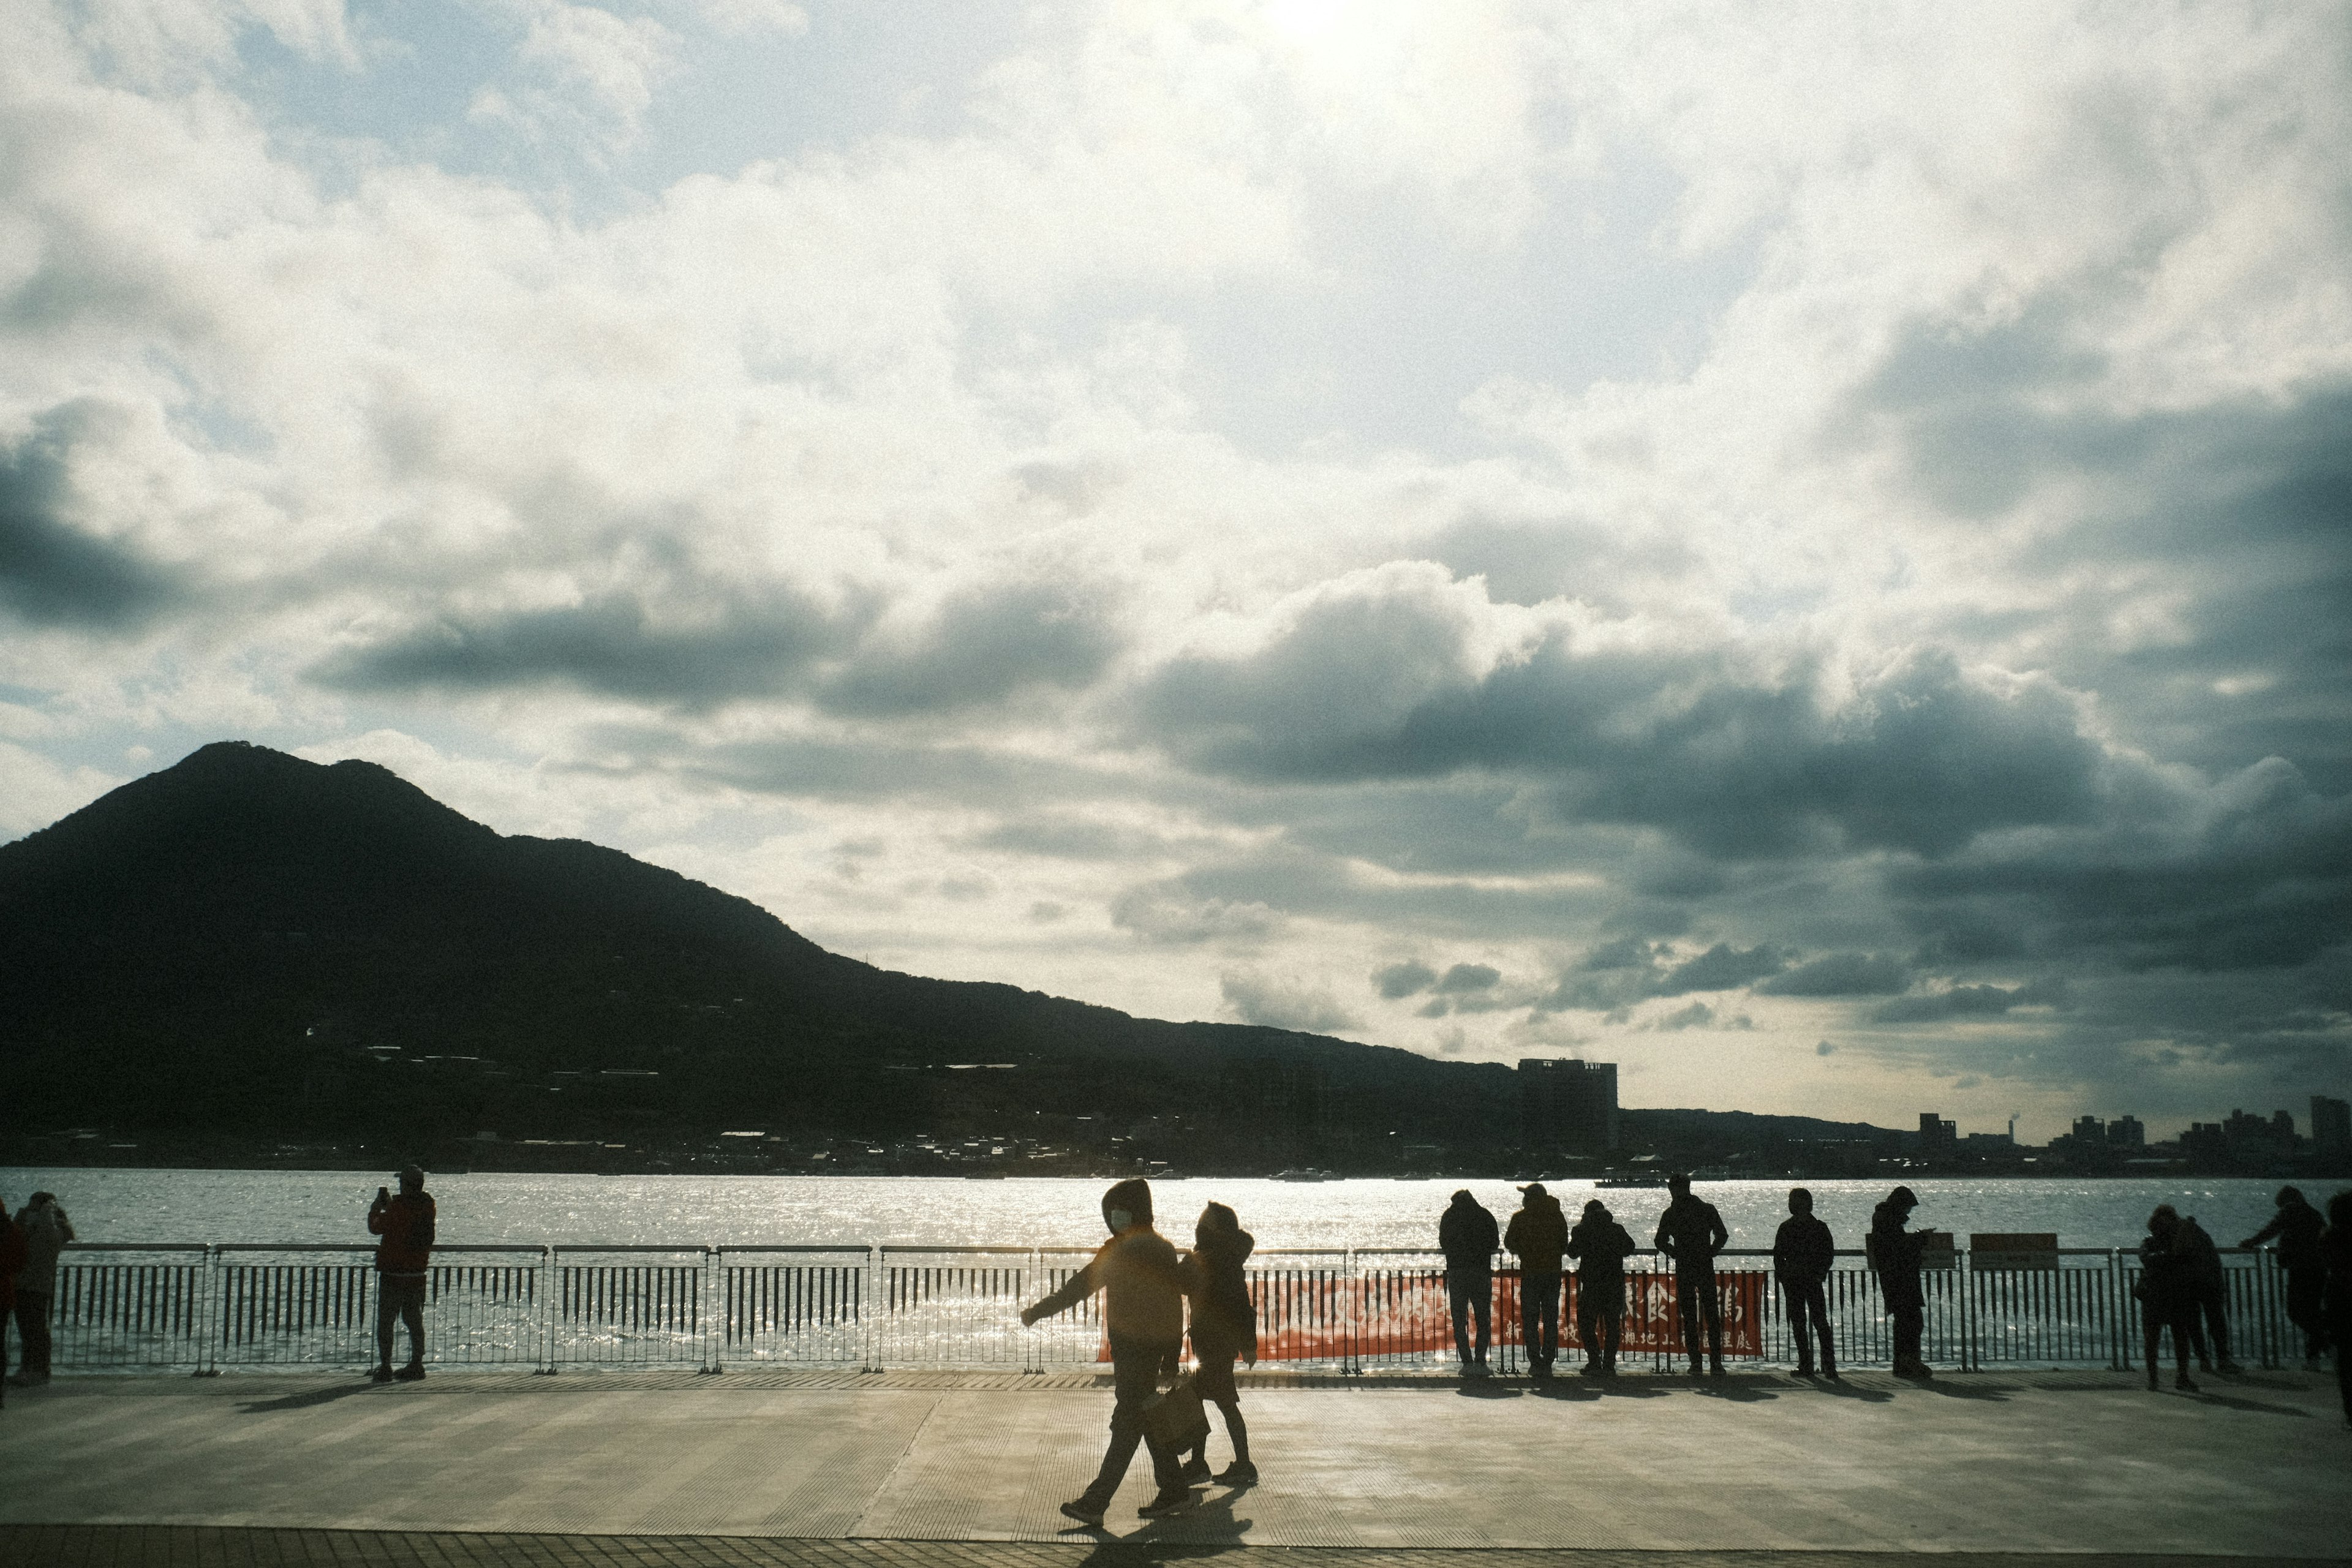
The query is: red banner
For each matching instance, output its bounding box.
[1110,1269,1765,1362]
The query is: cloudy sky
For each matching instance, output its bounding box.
[5,0,2348,1140]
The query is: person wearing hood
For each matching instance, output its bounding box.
[1179,1202,1257,1487]
[1772,1188,1838,1379]
[1438,1189,1499,1377]
[10,1192,73,1388]
[1566,1199,1636,1376]
[1021,1178,1197,1525]
[1868,1185,1933,1378]
[2241,1186,2330,1368]
[2137,1205,2198,1392]
[1504,1183,1569,1378]
[1655,1174,1730,1377]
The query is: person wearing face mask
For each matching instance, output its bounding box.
[1021,1178,1197,1526]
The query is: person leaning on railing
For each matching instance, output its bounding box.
[2240,1186,2329,1370]
[2138,1206,2198,1393]
[1019,1178,1199,1528]
[1868,1185,1932,1379]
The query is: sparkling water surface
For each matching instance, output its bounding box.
[0,1169,2323,1253]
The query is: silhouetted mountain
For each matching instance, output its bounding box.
[1,742,1528,1169]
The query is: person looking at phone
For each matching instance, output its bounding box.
[368,1167,435,1383]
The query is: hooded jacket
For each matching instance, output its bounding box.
[1028,1226,1193,1341]
[1567,1211,1637,1287]
[1439,1193,1500,1275]
[1869,1200,1927,1311]
[1504,1192,1569,1273]
[2247,1197,2325,1271]
[1188,1224,1257,1357]
[14,1200,74,1296]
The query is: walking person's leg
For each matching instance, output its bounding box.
[1895,1305,1926,1374]
[1072,1335,1169,1518]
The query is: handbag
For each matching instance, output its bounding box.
[1142,1372,1211,1452]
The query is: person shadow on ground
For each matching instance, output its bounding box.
[235,1383,378,1415]
[1095,1481,1254,1558]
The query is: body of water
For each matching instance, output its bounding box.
[0,1168,2327,1253]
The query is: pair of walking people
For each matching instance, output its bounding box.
[1019,1180,1256,1528]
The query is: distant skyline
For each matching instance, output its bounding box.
[3,1,2347,1144]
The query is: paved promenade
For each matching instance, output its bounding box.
[0,1366,2342,1564]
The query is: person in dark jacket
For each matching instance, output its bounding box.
[9,1192,72,1388]
[1655,1174,1729,1376]
[1504,1183,1569,1378]
[2172,1214,2240,1375]
[1180,1202,1257,1487]
[2138,1205,2198,1392]
[1868,1185,1933,1378]
[2241,1186,2330,1367]
[368,1167,435,1384]
[0,1197,26,1408]
[1772,1188,1837,1379]
[1566,1199,1636,1376]
[2320,1190,2352,1428]
[1438,1189,1499,1376]
[1021,1179,1197,1525]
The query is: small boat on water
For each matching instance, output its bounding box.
[1271,1168,1337,1182]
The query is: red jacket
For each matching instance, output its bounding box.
[0,1219,27,1310]
[368,1192,436,1275]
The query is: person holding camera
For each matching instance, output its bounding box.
[10,1192,73,1387]
[368,1167,436,1383]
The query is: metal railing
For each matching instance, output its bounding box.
[39,1241,2308,1376]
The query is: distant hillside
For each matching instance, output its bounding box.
[0,742,1527,1169]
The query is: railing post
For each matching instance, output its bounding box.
[199,1243,221,1376]
[700,1246,720,1374]
[864,1245,883,1373]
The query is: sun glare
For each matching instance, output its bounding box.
[1267,0,1349,43]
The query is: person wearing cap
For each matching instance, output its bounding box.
[368,1167,436,1383]
[1772,1188,1837,1379]
[1868,1185,1932,1378]
[1020,1178,1199,1525]
[1654,1174,1730,1376]
[1566,1199,1637,1376]
[1438,1189,1499,1376]
[9,1191,74,1387]
[1504,1182,1569,1378]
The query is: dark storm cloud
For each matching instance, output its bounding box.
[1871,976,2067,1023]
[314,587,856,703]
[1136,570,2111,859]
[589,724,1121,809]
[1433,962,1501,993]
[816,578,1123,716]
[0,404,178,628]
[1372,959,1438,998]
[1538,940,1785,1014]
[1758,951,1911,996]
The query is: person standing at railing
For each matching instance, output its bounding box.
[1505,1183,1569,1379]
[1566,1199,1635,1377]
[1867,1186,1935,1379]
[2320,1190,2352,1428]
[1771,1188,1837,1380]
[368,1166,436,1384]
[0,1197,26,1408]
[1178,1202,1257,1487]
[2239,1186,2330,1370]
[9,1193,72,1389]
[2137,1206,2198,1392]
[2172,1213,2240,1376]
[1439,1189,1499,1378]
[1655,1174,1729,1378]
[1019,1178,1198,1526]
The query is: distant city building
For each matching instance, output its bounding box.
[1918,1112,1957,1159]
[2312,1096,2350,1164]
[1518,1058,1619,1153]
[2071,1114,2105,1144]
[2107,1115,2145,1148]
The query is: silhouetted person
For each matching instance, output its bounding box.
[368,1167,435,1383]
[2320,1191,2352,1428]
[1566,1198,1635,1376]
[1180,1202,1257,1487]
[0,1198,24,1408]
[2172,1213,2239,1375]
[2138,1205,2197,1392]
[1868,1185,1932,1378]
[1439,1189,1499,1376]
[2241,1186,2330,1368]
[1022,1179,1197,1525]
[1772,1188,1837,1379]
[1655,1174,1729,1376]
[9,1193,72,1388]
[1505,1183,1569,1378]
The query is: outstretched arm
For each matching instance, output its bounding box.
[1020,1257,1098,1325]
[2237,1213,2285,1250]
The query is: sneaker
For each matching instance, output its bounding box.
[1178,1456,1212,1486]
[393,1364,426,1382]
[369,1366,394,1384]
[1138,1488,1196,1518]
[1058,1498,1107,1529]
[1215,1460,1257,1486]
[1709,1361,1727,1378]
